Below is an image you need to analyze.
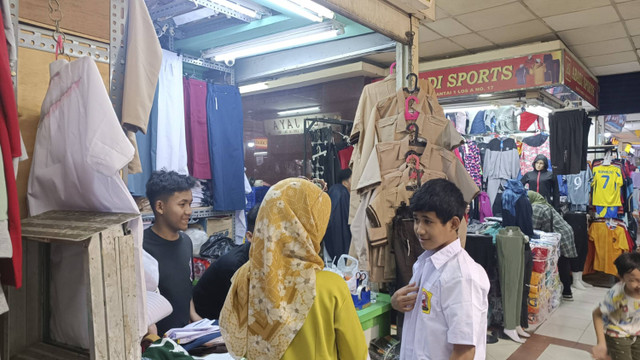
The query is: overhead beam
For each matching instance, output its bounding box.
[234,33,395,83]
[314,0,412,44]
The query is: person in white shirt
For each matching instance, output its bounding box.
[392,179,490,360]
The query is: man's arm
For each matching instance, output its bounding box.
[190,299,203,322]
[449,344,475,360]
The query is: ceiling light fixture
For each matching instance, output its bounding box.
[247,141,255,148]
[239,82,269,94]
[277,106,320,116]
[478,94,493,98]
[289,0,334,19]
[207,0,259,18]
[203,22,343,62]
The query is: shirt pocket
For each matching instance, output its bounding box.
[376,115,398,143]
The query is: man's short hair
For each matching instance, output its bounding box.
[614,252,640,278]
[409,179,466,224]
[246,203,261,233]
[146,171,196,213]
[337,168,352,183]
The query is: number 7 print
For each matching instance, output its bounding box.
[603,175,610,188]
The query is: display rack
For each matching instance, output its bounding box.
[302,117,353,174]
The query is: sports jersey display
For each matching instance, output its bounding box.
[592,165,623,207]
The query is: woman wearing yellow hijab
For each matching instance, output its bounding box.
[220,178,368,360]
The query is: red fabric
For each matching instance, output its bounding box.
[183,78,211,179]
[519,111,540,132]
[338,146,354,170]
[0,15,22,288]
[454,147,463,164]
[0,15,21,158]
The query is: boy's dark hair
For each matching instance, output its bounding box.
[409,178,466,224]
[146,171,196,213]
[246,203,261,233]
[337,169,352,183]
[614,252,640,277]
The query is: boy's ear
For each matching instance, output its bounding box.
[449,216,461,232]
[154,200,164,215]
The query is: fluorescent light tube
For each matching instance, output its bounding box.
[277,106,320,116]
[239,82,269,94]
[478,94,493,98]
[214,30,338,61]
[209,0,258,18]
[247,141,256,148]
[288,0,334,19]
[173,8,217,26]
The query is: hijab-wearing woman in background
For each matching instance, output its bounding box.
[528,191,578,301]
[219,178,367,360]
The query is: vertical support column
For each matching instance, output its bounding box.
[395,15,420,90]
[8,0,18,93]
[110,0,129,120]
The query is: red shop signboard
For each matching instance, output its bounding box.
[563,51,599,108]
[419,50,563,99]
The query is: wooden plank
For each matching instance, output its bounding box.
[24,241,43,345]
[85,234,108,360]
[316,0,411,44]
[117,233,140,360]
[7,242,28,356]
[18,0,110,42]
[101,227,125,360]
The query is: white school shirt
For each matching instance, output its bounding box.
[28,57,147,347]
[400,239,490,360]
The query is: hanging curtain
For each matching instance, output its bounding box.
[206,84,245,211]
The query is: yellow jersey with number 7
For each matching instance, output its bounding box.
[592,165,623,206]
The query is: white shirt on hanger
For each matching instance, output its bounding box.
[156,50,189,175]
[27,56,147,347]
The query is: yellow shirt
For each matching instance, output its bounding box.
[589,221,629,276]
[282,271,368,360]
[592,165,624,206]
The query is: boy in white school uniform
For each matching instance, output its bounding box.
[392,178,490,360]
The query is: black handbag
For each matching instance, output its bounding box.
[199,234,238,260]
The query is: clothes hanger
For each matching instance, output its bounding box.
[406,123,427,147]
[404,73,420,94]
[405,95,420,121]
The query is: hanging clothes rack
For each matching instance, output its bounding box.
[303,117,353,177]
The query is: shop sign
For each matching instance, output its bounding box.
[254,138,268,149]
[604,115,626,133]
[563,52,599,108]
[419,50,563,99]
[264,113,338,135]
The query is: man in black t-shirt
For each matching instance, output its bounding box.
[192,203,261,320]
[143,170,199,336]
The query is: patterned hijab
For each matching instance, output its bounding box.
[219,178,331,360]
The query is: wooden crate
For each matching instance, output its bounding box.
[13,210,141,360]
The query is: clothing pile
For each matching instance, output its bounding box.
[191,180,213,208]
[527,231,562,327]
[348,75,479,283]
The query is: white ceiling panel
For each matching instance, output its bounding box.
[419,38,466,59]
[434,6,450,20]
[450,33,494,49]
[617,1,640,20]
[558,22,628,46]
[543,6,619,31]
[616,0,634,2]
[523,0,610,18]
[426,18,472,37]
[581,51,638,67]
[633,35,640,47]
[418,25,443,42]
[436,0,517,16]
[571,38,633,57]
[457,3,536,31]
[628,19,640,35]
[590,61,640,75]
[478,20,553,45]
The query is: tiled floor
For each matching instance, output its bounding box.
[487,285,609,359]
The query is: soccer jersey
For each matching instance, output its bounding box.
[592,165,623,207]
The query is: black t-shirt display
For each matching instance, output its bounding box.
[192,242,250,320]
[143,227,194,335]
